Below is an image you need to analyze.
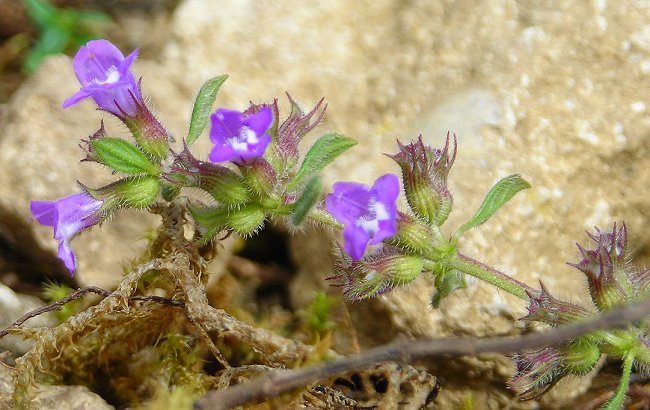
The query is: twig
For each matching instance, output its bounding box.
[0,286,185,341]
[194,294,650,410]
[0,286,109,340]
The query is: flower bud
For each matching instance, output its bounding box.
[240,158,278,196]
[522,281,591,326]
[568,223,631,311]
[88,176,160,209]
[509,347,564,400]
[384,212,444,258]
[226,204,266,236]
[271,95,326,172]
[328,247,424,300]
[166,145,250,205]
[563,342,601,375]
[387,133,456,225]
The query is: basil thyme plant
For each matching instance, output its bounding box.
[12,39,650,409]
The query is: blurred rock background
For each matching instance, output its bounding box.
[0,0,649,408]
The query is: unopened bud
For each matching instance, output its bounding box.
[328,247,424,300]
[227,204,266,236]
[166,145,250,204]
[387,133,456,225]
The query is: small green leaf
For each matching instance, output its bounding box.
[431,270,467,308]
[456,174,531,236]
[186,75,229,145]
[290,176,322,226]
[287,132,357,191]
[23,0,57,28]
[92,138,159,175]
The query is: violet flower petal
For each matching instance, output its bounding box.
[343,224,371,261]
[30,192,103,275]
[64,39,141,115]
[208,106,273,164]
[326,173,400,260]
[30,201,56,226]
[58,241,76,273]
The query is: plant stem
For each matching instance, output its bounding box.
[604,352,634,410]
[447,254,535,300]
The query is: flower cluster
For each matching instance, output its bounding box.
[509,223,650,402]
[324,135,460,299]
[32,39,337,275]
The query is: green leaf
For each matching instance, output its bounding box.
[431,270,467,308]
[24,27,70,73]
[287,132,357,191]
[77,10,112,24]
[92,138,160,175]
[23,0,57,29]
[186,75,229,145]
[290,175,322,226]
[455,174,531,236]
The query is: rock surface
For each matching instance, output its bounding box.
[0,283,56,357]
[1,0,649,408]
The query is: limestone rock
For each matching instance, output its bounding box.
[0,283,56,357]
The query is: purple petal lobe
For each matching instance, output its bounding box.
[58,241,76,273]
[343,225,371,261]
[245,106,273,134]
[30,201,56,226]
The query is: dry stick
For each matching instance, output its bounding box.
[0,287,185,341]
[194,295,650,410]
[0,286,109,340]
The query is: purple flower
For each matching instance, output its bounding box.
[63,39,141,116]
[208,107,273,165]
[30,193,103,275]
[326,174,400,260]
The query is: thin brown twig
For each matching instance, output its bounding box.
[0,286,184,340]
[0,286,109,340]
[194,294,650,410]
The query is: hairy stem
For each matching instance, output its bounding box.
[604,353,634,410]
[306,208,343,229]
[448,254,535,300]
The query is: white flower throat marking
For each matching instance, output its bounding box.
[356,198,389,236]
[93,66,120,85]
[230,126,258,152]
